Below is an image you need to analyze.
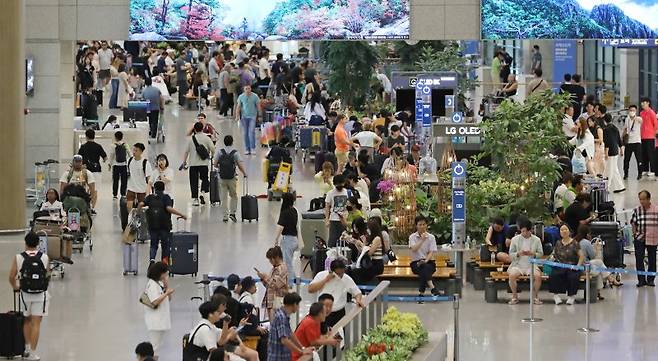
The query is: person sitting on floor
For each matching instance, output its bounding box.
[549,224,585,305]
[484,216,512,263]
[507,219,544,305]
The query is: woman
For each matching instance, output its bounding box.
[128,67,143,94]
[150,154,174,193]
[343,196,364,230]
[351,218,385,284]
[256,246,289,321]
[273,192,303,274]
[570,118,596,175]
[588,115,605,176]
[314,161,334,195]
[151,69,171,103]
[143,262,173,352]
[109,58,121,109]
[498,74,518,98]
[351,122,382,162]
[117,63,132,109]
[574,224,622,300]
[40,188,66,220]
[102,114,119,130]
[304,91,326,124]
[549,224,585,305]
[77,53,95,92]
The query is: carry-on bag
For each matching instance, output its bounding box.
[134,208,150,243]
[0,292,25,358]
[170,218,199,277]
[210,169,221,206]
[122,241,138,275]
[241,179,259,222]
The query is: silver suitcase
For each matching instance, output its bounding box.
[122,242,138,275]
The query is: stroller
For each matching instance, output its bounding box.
[61,184,94,253]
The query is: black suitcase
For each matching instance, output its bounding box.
[311,249,327,276]
[93,89,103,106]
[315,151,337,173]
[210,170,221,205]
[0,292,25,359]
[241,179,258,222]
[120,196,129,230]
[170,221,199,276]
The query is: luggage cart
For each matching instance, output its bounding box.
[25,159,59,207]
[297,125,328,163]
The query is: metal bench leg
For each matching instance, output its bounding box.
[466,262,475,283]
[473,267,485,290]
[485,278,498,303]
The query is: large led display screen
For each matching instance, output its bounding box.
[130,0,409,41]
[482,0,658,39]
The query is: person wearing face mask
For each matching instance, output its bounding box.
[623,104,643,180]
[150,154,174,193]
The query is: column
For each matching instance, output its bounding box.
[0,0,26,230]
[619,48,640,108]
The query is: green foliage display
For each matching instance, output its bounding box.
[322,41,380,109]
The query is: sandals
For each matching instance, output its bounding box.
[533,298,543,305]
[508,297,519,305]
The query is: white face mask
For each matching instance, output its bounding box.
[629,111,637,117]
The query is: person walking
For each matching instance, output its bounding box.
[219,64,234,117]
[78,128,107,175]
[623,104,643,180]
[602,108,625,193]
[235,84,260,155]
[139,181,187,264]
[142,77,164,139]
[142,262,174,352]
[176,51,188,107]
[640,97,658,177]
[183,122,215,206]
[630,190,658,287]
[149,153,174,193]
[126,143,152,210]
[109,131,130,199]
[8,232,50,361]
[273,192,304,273]
[212,135,247,222]
[117,63,132,110]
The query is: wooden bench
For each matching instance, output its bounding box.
[484,271,597,304]
[385,255,451,268]
[377,266,461,295]
[471,261,509,290]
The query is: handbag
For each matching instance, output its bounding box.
[622,118,635,145]
[139,292,158,309]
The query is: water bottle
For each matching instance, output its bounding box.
[491,252,496,265]
[466,236,471,249]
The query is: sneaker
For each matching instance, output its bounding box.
[222,216,229,223]
[430,287,443,296]
[113,195,118,199]
[533,298,543,305]
[61,257,74,265]
[245,151,251,156]
[643,172,649,176]
[192,198,200,206]
[91,209,97,215]
[23,346,31,358]
[566,297,575,305]
[417,292,424,304]
[25,352,40,361]
[553,294,563,305]
[229,214,237,223]
[200,195,206,205]
[638,174,643,180]
[508,297,519,305]
[649,173,655,177]
[149,259,155,266]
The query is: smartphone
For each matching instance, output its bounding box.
[253,267,260,273]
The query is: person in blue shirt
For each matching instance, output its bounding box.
[485,217,512,263]
[235,85,260,155]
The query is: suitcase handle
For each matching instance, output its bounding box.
[14,290,20,313]
[243,177,249,196]
[176,217,189,232]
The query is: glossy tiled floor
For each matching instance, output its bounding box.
[1,105,657,361]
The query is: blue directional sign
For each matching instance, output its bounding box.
[451,161,466,223]
[451,112,463,123]
[445,95,454,108]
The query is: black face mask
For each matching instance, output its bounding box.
[346,205,354,212]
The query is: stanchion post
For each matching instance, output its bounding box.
[522,259,543,323]
[453,294,459,361]
[578,263,599,333]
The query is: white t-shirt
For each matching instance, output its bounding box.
[553,184,576,211]
[408,232,438,262]
[59,168,96,186]
[97,48,114,70]
[127,157,153,194]
[258,58,270,79]
[624,115,642,144]
[150,167,175,192]
[311,271,361,311]
[325,188,349,222]
[190,319,221,352]
[40,200,66,219]
[238,292,256,306]
[144,279,171,331]
[562,115,577,138]
[353,131,378,148]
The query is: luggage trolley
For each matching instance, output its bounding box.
[297,125,328,163]
[26,159,59,206]
[34,225,66,279]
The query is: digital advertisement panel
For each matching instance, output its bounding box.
[481,0,658,39]
[129,0,410,41]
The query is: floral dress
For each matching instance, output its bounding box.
[262,263,289,310]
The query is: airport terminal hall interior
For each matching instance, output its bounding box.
[3,0,658,361]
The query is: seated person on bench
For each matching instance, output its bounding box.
[484,217,512,263]
[549,224,585,305]
[564,193,596,235]
[408,215,441,297]
[507,219,544,305]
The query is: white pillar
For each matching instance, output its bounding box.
[619,49,640,108]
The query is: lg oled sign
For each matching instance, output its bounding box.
[481,0,658,39]
[129,0,410,41]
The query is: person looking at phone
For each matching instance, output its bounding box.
[308,259,365,328]
[408,215,441,299]
[325,174,349,247]
[564,193,596,235]
[292,302,340,361]
[256,246,289,322]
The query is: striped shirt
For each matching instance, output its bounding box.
[630,204,658,246]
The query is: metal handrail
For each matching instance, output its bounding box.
[299,280,391,361]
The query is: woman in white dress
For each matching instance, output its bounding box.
[570,118,596,175]
[117,63,132,109]
[143,262,173,352]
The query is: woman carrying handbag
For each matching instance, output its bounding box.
[141,261,174,352]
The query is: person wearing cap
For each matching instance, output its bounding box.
[60,154,97,209]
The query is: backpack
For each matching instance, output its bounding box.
[19,252,49,294]
[192,135,210,161]
[145,194,170,230]
[66,167,88,186]
[128,157,148,178]
[115,143,127,163]
[218,149,237,180]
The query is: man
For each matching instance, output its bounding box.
[623,104,642,180]
[324,174,350,247]
[640,97,658,178]
[219,63,233,117]
[212,135,248,223]
[97,41,113,89]
[209,51,222,107]
[507,220,544,305]
[531,44,542,73]
[187,299,257,361]
[139,181,187,265]
[334,114,353,173]
[408,215,442,298]
[176,50,188,107]
[258,50,271,87]
[559,74,581,117]
[308,260,364,328]
[578,101,595,123]
[268,293,314,361]
[270,53,285,80]
[126,143,152,210]
[317,293,334,334]
[141,77,164,139]
[110,130,130,199]
[484,217,512,263]
[292,302,339,361]
[562,105,578,140]
[601,106,625,193]
[78,128,107,175]
[553,172,577,215]
[526,68,550,96]
[59,154,97,209]
[387,125,405,150]
[135,342,155,361]
[570,74,586,119]
[630,190,658,287]
[183,122,215,206]
[565,193,596,235]
[235,85,260,155]
[236,44,249,64]
[8,232,50,361]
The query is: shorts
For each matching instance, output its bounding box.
[126,190,146,203]
[335,150,348,165]
[508,265,541,277]
[210,78,220,92]
[98,69,111,80]
[20,291,49,317]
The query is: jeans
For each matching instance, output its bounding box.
[623,142,642,177]
[641,139,656,173]
[549,268,581,296]
[149,229,171,261]
[189,165,209,199]
[281,235,299,276]
[220,89,233,116]
[634,240,657,284]
[328,221,346,248]
[219,178,238,216]
[241,117,256,152]
[112,165,128,197]
[147,110,160,138]
[410,260,436,293]
[178,82,188,106]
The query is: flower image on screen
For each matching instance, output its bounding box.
[130,0,410,41]
[481,0,658,39]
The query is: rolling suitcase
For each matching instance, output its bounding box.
[170,219,199,277]
[134,208,150,243]
[210,169,221,206]
[122,242,138,275]
[241,179,258,222]
[120,196,129,230]
[0,292,25,359]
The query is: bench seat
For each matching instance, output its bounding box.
[484,271,597,303]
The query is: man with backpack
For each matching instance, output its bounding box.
[8,232,50,361]
[59,154,97,210]
[139,181,187,265]
[109,131,130,199]
[126,143,153,210]
[212,135,247,222]
[183,122,215,206]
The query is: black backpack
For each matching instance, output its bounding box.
[127,157,148,178]
[182,323,210,361]
[192,135,210,161]
[115,143,127,163]
[145,194,170,230]
[218,149,237,179]
[19,252,49,294]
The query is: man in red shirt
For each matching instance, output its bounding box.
[640,97,658,176]
[292,302,339,361]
